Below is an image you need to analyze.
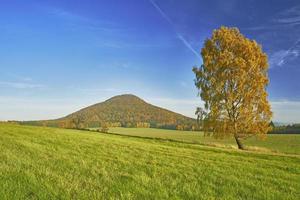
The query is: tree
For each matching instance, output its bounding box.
[269,121,275,129]
[100,123,109,133]
[58,121,66,129]
[71,116,85,129]
[176,124,184,131]
[195,107,206,130]
[193,26,272,149]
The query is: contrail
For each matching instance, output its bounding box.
[149,0,173,25]
[176,34,200,58]
[149,0,201,59]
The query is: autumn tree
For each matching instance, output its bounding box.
[176,124,184,131]
[58,121,66,129]
[193,26,272,149]
[71,116,85,129]
[100,123,109,133]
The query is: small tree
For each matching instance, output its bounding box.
[58,121,66,129]
[269,121,275,129]
[71,116,85,129]
[176,124,184,131]
[195,107,206,130]
[193,26,272,149]
[100,123,109,133]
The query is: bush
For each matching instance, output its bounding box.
[99,124,109,133]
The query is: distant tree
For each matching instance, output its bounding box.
[71,116,85,129]
[269,121,275,129]
[126,122,133,128]
[136,122,151,128]
[195,107,206,130]
[176,125,184,131]
[193,26,272,149]
[58,121,66,129]
[100,123,109,133]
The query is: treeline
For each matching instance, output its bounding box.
[16,119,300,133]
[19,118,300,134]
[20,119,200,131]
[270,124,300,134]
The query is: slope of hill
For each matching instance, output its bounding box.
[23,94,197,129]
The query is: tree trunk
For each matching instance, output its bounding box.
[234,135,245,150]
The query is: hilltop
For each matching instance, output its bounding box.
[23,94,197,129]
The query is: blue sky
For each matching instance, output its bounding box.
[0,0,299,123]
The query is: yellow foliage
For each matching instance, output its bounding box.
[193,26,272,149]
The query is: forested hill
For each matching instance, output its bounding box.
[23,94,197,130]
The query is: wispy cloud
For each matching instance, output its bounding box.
[21,77,33,82]
[97,61,133,70]
[269,39,300,68]
[49,8,86,22]
[48,7,114,27]
[179,81,188,88]
[269,6,300,68]
[269,50,298,67]
[241,24,288,31]
[96,40,172,49]
[244,5,300,68]
[48,6,171,50]
[277,17,300,24]
[47,6,127,34]
[0,81,45,89]
[276,6,300,25]
[5,73,33,82]
[149,0,201,59]
[242,6,300,31]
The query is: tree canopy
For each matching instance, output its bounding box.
[193,26,272,149]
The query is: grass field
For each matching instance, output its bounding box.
[109,127,300,155]
[0,123,300,199]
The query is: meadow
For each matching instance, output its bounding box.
[109,127,300,155]
[0,123,299,199]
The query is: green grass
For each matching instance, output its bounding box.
[109,127,300,155]
[0,123,300,199]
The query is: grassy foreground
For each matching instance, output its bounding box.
[0,124,299,199]
[110,127,300,155]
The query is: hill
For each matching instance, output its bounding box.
[22,94,197,129]
[1,123,299,199]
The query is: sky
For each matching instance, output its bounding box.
[0,0,299,123]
